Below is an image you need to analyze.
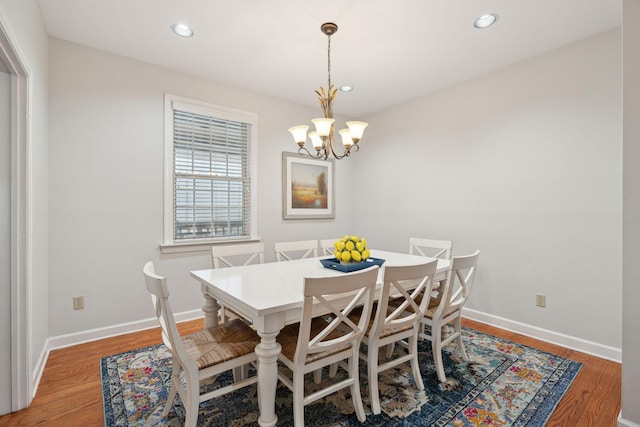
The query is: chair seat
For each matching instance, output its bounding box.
[183,318,260,369]
[388,294,459,320]
[277,317,351,363]
[389,293,440,312]
[348,304,413,338]
[424,306,461,320]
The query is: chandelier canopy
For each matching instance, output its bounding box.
[288,23,368,160]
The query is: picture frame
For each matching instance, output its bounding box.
[282,151,335,219]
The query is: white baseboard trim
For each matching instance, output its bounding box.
[31,340,50,398]
[46,309,204,351]
[36,307,620,401]
[618,411,640,427]
[30,309,203,399]
[462,307,622,363]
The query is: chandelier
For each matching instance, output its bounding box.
[288,23,368,160]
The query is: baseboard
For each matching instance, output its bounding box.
[44,307,621,360]
[38,306,620,401]
[31,340,50,398]
[462,307,622,363]
[46,309,204,351]
[618,411,640,427]
[29,309,203,400]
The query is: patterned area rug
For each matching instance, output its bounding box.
[101,328,581,426]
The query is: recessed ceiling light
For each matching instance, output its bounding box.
[172,23,193,37]
[340,85,353,92]
[474,14,498,29]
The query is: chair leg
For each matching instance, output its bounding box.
[219,305,228,323]
[455,316,468,361]
[409,334,424,390]
[385,342,395,359]
[350,350,366,422]
[293,370,305,427]
[328,363,338,377]
[232,365,247,382]
[162,368,179,417]
[368,344,382,415]
[184,372,200,427]
[313,368,322,384]
[432,325,447,382]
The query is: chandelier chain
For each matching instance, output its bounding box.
[327,34,332,90]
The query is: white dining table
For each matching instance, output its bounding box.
[190,249,449,427]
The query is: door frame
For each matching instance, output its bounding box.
[0,9,32,411]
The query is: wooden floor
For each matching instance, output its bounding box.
[0,318,621,427]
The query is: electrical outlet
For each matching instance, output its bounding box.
[73,296,85,310]
[535,293,546,308]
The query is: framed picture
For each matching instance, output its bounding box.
[282,152,335,219]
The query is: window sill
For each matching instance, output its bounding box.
[160,238,260,254]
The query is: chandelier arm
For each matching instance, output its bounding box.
[298,145,330,161]
[328,136,351,160]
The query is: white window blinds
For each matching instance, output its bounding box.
[168,97,256,243]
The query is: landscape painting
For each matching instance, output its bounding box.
[282,152,335,219]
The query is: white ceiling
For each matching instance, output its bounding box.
[37,0,621,117]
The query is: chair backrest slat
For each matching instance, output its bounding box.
[275,240,318,261]
[369,260,439,339]
[212,242,265,268]
[409,237,453,260]
[319,239,338,256]
[295,266,379,361]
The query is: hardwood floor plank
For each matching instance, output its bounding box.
[0,318,621,426]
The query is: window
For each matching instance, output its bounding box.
[163,94,258,252]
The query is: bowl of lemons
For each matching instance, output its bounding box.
[320,235,385,272]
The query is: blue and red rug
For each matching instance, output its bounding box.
[101,327,581,426]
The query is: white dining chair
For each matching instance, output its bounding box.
[420,250,480,382]
[211,242,265,268]
[409,237,453,260]
[319,238,338,256]
[275,266,379,426]
[274,239,318,261]
[142,262,260,427]
[409,237,454,335]
[358,260,439,415]
[211,242,265,322]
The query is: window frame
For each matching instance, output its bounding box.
[161,93,258,253]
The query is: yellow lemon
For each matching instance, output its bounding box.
[361,238,367,247]
[362,249,370,260]
[345,241,355,251]
[351,250,362,262]
[351,236,359,242]
[334,250,341,259]
[343,235,350,242]
[341,251,352,263]
[335,241,345,251]
[356,242,364,252]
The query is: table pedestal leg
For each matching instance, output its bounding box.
[202,292,220,328]
[255,330,281,427]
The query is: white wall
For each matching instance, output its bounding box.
[0,0,49,404]
[621,1,640,425]
[354,30,622,353]
[0,69,11,415]
[46,29,625,359]
[47,38,356,337]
